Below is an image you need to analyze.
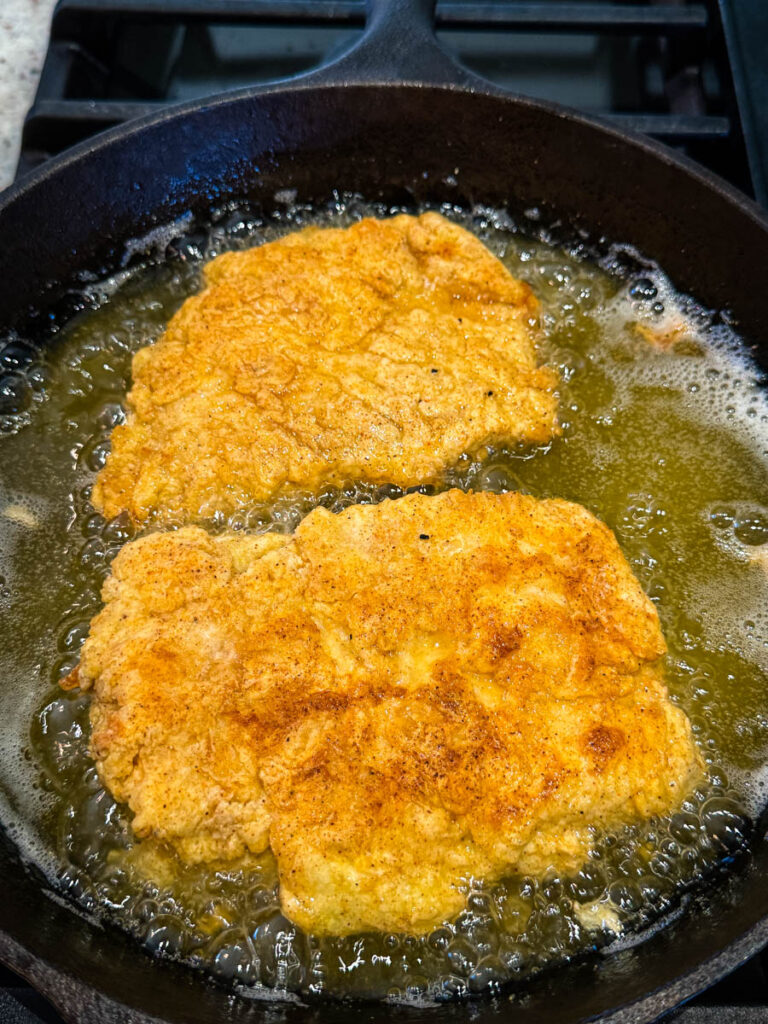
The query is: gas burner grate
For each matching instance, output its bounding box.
[14,0,767,207]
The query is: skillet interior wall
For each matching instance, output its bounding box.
[0,816,767,1022]
[2,84,768,1023]
[2,85,768,349]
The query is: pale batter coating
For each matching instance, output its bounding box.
[76,490,701,935]
[92,214,558,524]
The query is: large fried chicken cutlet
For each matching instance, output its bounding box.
[92,213,558,524]
[73,490,701,935]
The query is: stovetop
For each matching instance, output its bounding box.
[6,1,768,1021]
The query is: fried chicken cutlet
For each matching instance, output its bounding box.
[74,489,701,935]
[92,214,558,524]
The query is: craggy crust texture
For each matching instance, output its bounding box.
[77,490,701,936]
[91,213,558,524]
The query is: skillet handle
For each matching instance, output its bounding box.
[305,0,471,88]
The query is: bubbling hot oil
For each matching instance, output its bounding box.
[0,196,765,1002]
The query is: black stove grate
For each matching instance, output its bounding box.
[15,0,767,207]
[7,1,768,1020]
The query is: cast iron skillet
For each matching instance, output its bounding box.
[2,1,768,1021]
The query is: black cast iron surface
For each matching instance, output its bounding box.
[3,2,768,1023]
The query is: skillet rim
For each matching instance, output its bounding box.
[2,852,768,1024]
[3,75,768,237]
[1,77,768,1023]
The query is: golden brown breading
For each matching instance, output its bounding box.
[92,214,558,524]
[76,490,701,935]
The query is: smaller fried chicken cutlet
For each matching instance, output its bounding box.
[75,490,701,936]
[92,213,558,524]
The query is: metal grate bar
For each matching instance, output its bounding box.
[22,99,732,140]
[605,114,731,139]
[718,0,768,207]
[438,4,707,31]
[27,100,162,124]
[52,1,708,33]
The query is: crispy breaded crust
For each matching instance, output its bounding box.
[92,214,558,524]
[78,490,701,935]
